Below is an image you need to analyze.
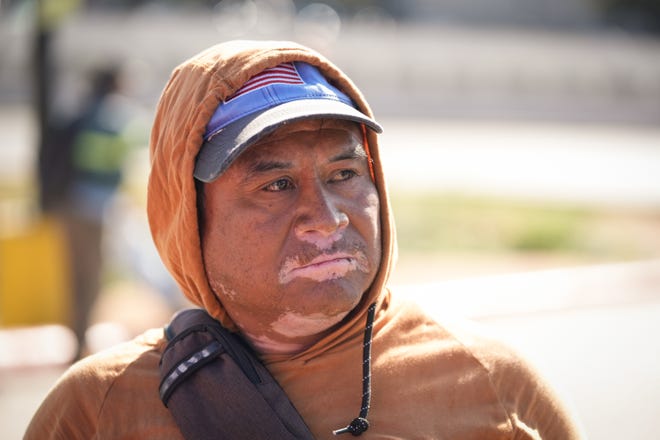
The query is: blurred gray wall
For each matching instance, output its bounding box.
[1,1,659,125]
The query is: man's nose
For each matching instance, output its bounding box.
[294,183,349,246]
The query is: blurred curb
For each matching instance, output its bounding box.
[398,259,660,319]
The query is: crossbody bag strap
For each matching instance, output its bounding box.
[159,309,316,440]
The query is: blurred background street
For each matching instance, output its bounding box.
[1,1,660,439]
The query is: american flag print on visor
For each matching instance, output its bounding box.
[227,63,305,101]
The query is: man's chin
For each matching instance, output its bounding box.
[288,277,366,311]
[270,309,350,339]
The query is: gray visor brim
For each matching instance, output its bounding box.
[194,99,382,183]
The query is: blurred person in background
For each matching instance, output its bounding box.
[25,40,583,439]
[37,64,141,359]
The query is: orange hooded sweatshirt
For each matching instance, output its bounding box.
[25,40,583,440]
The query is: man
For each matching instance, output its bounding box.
[54,66,137,358]
[25,40,582,439]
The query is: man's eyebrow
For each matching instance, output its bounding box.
[329,144,368,162]
[245,159,292,178]
[243,143,367,179]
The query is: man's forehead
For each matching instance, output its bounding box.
[258,118,362,143]
[232,119,364,164]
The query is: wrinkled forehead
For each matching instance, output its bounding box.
[254,118,363,145]
[224,118,365,168]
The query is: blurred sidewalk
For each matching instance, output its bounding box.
[377,117,660,208]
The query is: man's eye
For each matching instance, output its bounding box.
[264,178,293,192]
[332,169,358,182]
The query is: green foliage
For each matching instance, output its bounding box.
[390,191,660,259]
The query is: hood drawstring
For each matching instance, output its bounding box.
[332,303,376,436]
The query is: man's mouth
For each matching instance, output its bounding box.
[279,252,365,284]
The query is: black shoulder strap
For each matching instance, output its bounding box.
[159,309,315,440]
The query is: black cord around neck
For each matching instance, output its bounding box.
[332,303,376,436]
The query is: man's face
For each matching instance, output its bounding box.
[200,119,381,354]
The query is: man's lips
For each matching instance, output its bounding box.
[301,253,354,269]
[279,252,364,284]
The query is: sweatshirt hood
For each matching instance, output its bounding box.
[148,40,396,356]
